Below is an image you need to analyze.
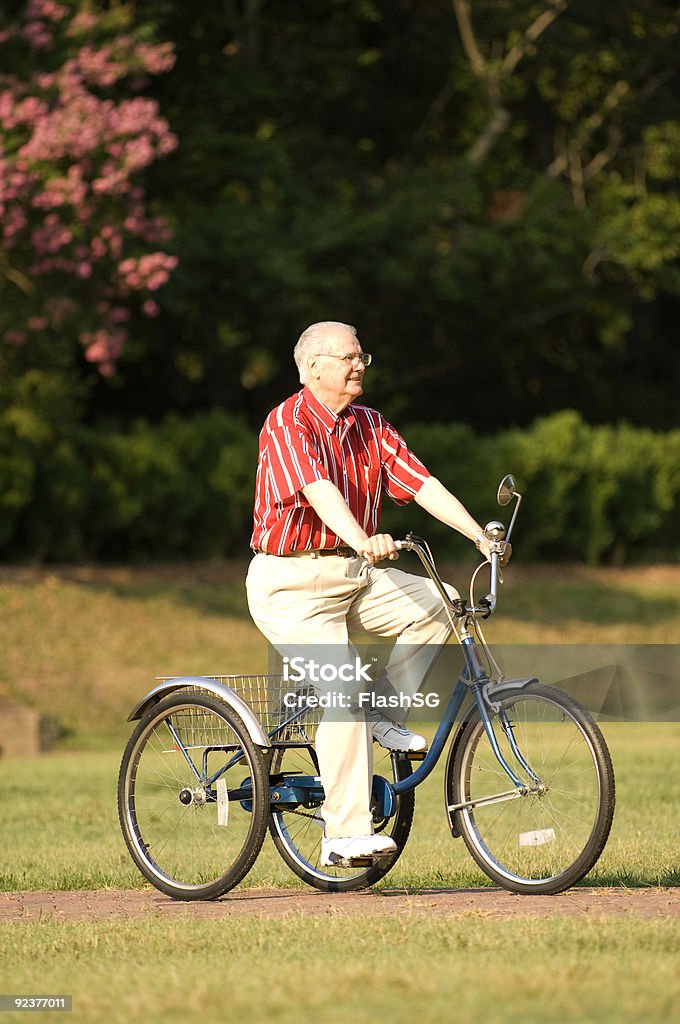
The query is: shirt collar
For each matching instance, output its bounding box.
[301,387,356,437]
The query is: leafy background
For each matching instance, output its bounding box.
[2,1,680,561]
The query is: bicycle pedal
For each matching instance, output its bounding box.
[406,750,426,761]
[324,854,374,868]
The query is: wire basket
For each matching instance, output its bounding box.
[200,674,322,746]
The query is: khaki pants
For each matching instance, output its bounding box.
[245,552,458,839]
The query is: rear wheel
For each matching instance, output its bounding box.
[446,683,615,894]
[269,744,415,892]
[118,691,269,900]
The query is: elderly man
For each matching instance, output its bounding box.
[246,321,496,866]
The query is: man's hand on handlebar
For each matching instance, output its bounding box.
[477,536,513,566]
[357,533,399,564]
[499,542,512,566]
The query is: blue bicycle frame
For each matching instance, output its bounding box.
[251,634,538,818]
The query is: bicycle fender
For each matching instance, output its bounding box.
[486,677,538,702]
[126,676,271,749]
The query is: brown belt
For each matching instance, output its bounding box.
[256,547,358,558]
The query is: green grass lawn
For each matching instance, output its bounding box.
[2,723,678,892]
[1,562,678,1024]
[1,915,678,1024]
[1,560,678,748]
[1,560,677,894]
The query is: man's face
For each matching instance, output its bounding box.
[307,327,367,412]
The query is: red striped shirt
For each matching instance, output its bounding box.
[251,387,431,554]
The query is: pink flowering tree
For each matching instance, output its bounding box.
[0,0,177,376]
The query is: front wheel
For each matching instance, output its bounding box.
[445,683,615,895]
[118,690,269,900]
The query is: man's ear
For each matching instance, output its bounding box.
[307,355,321,379]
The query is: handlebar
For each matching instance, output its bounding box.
[394,535,462,614]
[394,528,505,621]
[393,474,520,621]
[489,551,500,610]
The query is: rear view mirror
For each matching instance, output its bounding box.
[497,475,517,507]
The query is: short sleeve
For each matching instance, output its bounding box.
[380,421,431,505]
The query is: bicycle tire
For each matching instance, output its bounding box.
[269,743,415,892]
[118,690,269,900]
[445,682,615,895]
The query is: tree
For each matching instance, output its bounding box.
[119,0,680,430]
[0,0,177,379]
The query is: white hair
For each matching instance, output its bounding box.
[293,321,357,384]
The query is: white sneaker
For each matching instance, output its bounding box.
[369,709,428,753]
[320,833,398,867]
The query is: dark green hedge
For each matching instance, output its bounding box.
[1,406,678,563]
[0,405,257,561]
[384,411,680,564]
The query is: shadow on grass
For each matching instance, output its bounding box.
[375,863,680,893]
[493,580,680,627]
[4,562,680,627]
[12,562,256,620]
[377,872,680,893]
[584,868,680,887]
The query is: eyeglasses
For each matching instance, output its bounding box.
[313,352,372,367]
